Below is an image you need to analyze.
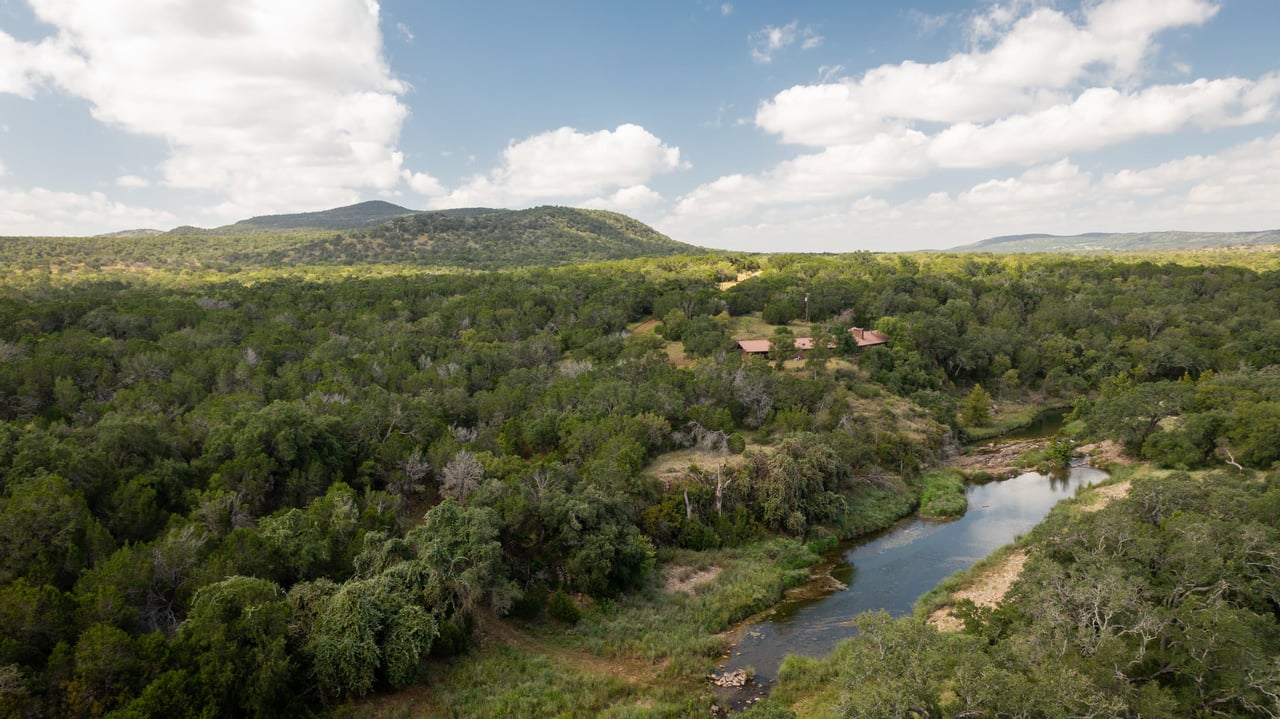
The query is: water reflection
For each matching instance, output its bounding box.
[722,466,1106,684]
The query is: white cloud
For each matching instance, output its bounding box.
[1102,133,1280,222]
[721,4,733,17]
[3,0,421,221]
[114,174,149,188]
[750,22,797,64]
[396,22,414,43]
[909,10,953,36]
[0,187,175,236]
[755,0,1220,146]
[817,64,844,83]
[749,21,821,64]
[661,133,1280,253]
[959,159,1092,206]
[582,185,663,212]
[673,129,930,219]
[668,0,1275,250]
[432,124,685,208]
[929,76,1280,168]
[403,169,445,198]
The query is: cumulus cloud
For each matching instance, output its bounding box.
[3,0,419,221]
[0,187,176,236]
[403,170,445,198]
[661,132,1280,253]
[929,76,1280,167]
[432,124,685,208]
[667,0,1280,249]
[114,174,149,188]
[582,185,664,212]
[755,0,1220,146]
[675,129,930,220]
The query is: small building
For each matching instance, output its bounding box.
[737,337,833,357]
[849,327,889,347]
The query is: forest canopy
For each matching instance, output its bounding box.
[2,247,1279,717]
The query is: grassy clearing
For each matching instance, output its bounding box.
[642,441,775,485]
[961,401,1049,442]
[728,313,814,340]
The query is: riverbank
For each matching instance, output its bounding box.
[351,405,1089,718]
[920,456,1134,631]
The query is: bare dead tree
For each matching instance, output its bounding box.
[1215,439,1245,473]
[388,448,431,497]
[441,450,485,504]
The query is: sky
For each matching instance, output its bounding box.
[2,0,1279,251]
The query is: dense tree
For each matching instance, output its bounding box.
[2,248,1279,716]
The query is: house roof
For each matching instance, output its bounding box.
[850,327,889,347]
[736,339,772,354]
[793,337,815,350]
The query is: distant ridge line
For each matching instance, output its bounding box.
[952,228,1280,253]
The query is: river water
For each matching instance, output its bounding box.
[721,465,1108,685]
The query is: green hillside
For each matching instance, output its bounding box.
[0,206,702,273]
[227,200,420,231]
[953,228,1280,253]
[280,205,699,269]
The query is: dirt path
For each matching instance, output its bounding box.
[717,270,761,291]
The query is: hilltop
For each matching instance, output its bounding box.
[280,205,698,269]
[0,205,703,273]
[953,228,1280,253]
[224,200,421,231]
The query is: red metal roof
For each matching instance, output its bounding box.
[736,339,772,353]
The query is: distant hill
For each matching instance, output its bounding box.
[275,205,699,270]
[219,200,420,232]
[94,228,165,238]
[953,229,1280,253]
[1,206,703,273]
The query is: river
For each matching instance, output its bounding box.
[720,465,1108,686]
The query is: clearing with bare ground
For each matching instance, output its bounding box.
[928,550,1029,632]
[664,565,723,595]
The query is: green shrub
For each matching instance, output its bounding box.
[918,470,967,517]
[547,589,581,625]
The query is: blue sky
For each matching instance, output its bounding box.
[2,0,1279,251]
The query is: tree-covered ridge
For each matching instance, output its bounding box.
[228,200,420,231]
[1,250,1280,716]
[0,206,703,273]
[313,205,701,269]
[954,228,1280,253]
